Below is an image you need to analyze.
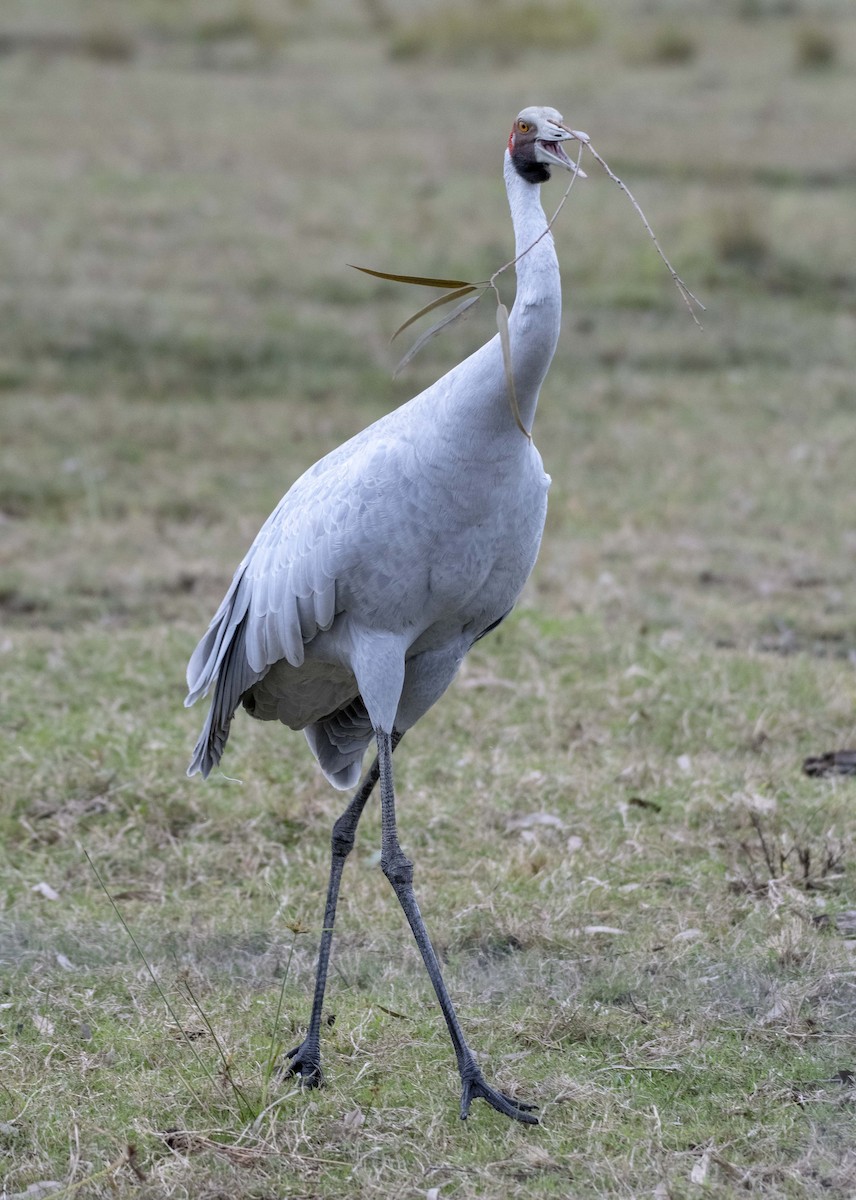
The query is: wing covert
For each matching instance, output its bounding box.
[185,426,414,753]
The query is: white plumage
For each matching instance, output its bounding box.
[185,106,582,1124]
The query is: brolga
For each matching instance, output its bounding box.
[185,106,584,1124]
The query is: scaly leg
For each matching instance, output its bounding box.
[375,730,537,1124]
[285,732,402,1084]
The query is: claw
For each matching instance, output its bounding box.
[283,1039,324,1088]
[460,1066,539,1125]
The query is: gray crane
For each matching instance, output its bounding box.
[185,106,582,1124]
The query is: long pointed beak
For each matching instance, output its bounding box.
[538,124,588,177]
[559,124,590,144]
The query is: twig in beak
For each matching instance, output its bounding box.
[580,139,706,328]
[353,124,704,395]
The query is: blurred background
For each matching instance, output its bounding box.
[2,0,854,636]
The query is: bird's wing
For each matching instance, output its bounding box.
[185,427,409,709]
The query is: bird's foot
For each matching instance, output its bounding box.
[459,1060,538,1125]
[282,1037,323,1088]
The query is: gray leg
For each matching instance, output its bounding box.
[376,730,537,1124]
[285,733,403,1084]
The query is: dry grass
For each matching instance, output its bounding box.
[2,1,856,1197]
[794,23,838,69]
[388,0,600,64]
[621,24,698,67]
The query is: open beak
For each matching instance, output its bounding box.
[538,124,589,178]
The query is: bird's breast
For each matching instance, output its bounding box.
[409,456,549,641]
[315,432,550,649]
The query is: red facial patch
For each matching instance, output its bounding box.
[508,127,515,153]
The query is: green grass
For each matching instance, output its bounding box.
[2,1,856,1197]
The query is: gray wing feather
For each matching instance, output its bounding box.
[185,571,253,706]
[185,427,405,778]
[185,485,340,706]
[187,617,260,778]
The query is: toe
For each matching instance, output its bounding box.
[460,1073,539,1125]
[282,1041,323,1087]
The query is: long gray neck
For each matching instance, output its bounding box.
[503,149,563,435]
[427,152,563,453]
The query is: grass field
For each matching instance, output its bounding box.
[2,1,856,1197]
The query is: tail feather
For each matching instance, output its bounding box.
[187,702,229,779]
[186,617,258,778]
[185,570,249,706]
[304,697,373,790]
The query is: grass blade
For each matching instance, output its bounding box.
[391,285,478,342]
[394,291,483,376]
[85,850,213,1107]
[350,265,475,289]
[182,976,254,1118]
[262,927,299,1097]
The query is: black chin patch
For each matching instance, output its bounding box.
[511,151,551,184]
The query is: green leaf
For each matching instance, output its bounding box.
[391,285,479,342]
[349,264,476,290]
[394,292,484,377]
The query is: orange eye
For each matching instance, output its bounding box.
[517,120,530,133]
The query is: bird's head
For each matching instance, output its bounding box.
[508,106,586,185]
